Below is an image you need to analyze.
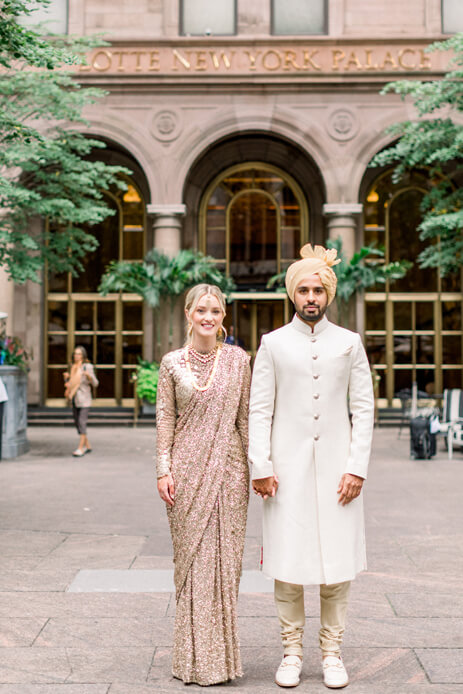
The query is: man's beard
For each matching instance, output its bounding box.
[295,303,327,324]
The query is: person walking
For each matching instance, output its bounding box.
[156,283,251,686]
[64,346,98,457]
[249,244,374,689]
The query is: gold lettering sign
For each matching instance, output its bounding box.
[79,43,443,76]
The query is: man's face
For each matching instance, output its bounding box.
[293,274,328,324]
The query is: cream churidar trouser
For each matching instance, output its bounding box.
[274,579,351,658]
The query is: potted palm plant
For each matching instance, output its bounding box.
[99,248,235,358]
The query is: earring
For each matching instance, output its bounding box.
[187,322,193,336]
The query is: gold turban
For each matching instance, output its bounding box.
[285,244,341,305]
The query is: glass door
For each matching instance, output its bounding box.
[45,178,146,405]
[225,293,291,359]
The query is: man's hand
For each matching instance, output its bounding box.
[252,475,279,500]
[337,473,364,506]
[157,473,175,507]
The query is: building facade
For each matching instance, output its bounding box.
[3,0,463,409]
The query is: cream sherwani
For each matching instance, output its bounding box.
[249,314,374,586]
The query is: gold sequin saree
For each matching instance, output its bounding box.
[156,344,251,685]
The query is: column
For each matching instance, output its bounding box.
[146,203,186,258]
[323,203,363,261]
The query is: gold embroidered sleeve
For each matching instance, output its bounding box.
[155,358,177,478]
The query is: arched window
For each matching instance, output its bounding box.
[46,176,146,405]
[200,163,308,288]
[364,170,463,404]
[199,163,308,356]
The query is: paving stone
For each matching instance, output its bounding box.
[0,427,461,692]
[0,557,40,571]
[0,618,48,647]
[66,647,154,683]
[0,593,170,619]
[35,534,146,571]
[0,648,70,683]
[0,531,67,558]
[34,617,173,648]
[129,555,173,570]
[415,648,463,684]
[388,593,463,618]
[0,687,109,694]
[0,570,76,592]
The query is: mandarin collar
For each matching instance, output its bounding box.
[291,314,330,336]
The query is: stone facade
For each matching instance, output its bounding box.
[4,0,462,405]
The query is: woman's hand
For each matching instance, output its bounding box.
[63,371,69,381]
[157,473,175,506]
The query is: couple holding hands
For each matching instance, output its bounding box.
[156,243,374,689]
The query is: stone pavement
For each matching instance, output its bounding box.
[0,425,461,693]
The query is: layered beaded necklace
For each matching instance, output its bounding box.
[185,344,222,392]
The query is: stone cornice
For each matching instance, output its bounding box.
[323,203,363,216]
[147,204,186,216]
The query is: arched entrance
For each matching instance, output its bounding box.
[45,142,150,406]
[184,134,325,356]
[362,169,463,405]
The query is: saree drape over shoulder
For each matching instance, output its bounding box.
[156,344,251,686]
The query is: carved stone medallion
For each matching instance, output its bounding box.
[151,110,182,142]
[326,108,359,142]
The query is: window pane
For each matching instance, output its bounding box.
[47,368,66,398]
[182,0,235,35]
[229,192,277,287]
[394,302,412,330]
[48,335,67,364]
[20,0,67,34]
[443,0,463,33]
[123,302,143,331]
[273,0,325,35]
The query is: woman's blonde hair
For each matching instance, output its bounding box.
[184,284,226,342]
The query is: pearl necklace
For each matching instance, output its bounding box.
[185,344,222,392]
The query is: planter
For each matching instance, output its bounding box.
[141,400,156,415]
[0,365,29,458]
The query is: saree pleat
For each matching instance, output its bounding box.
[156,345,250,685]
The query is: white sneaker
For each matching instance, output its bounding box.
[323,655,349,688]
[275,655,303,688]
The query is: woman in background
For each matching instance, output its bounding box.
[64,345,98,457]
[156,284,251,686]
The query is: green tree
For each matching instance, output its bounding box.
[0,0,129,283]
[267,238,411,327]
[371,33,463,276]
[99,249,236,355]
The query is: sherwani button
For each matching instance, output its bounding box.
[312,354,318,360]
[314,434,320,441]
[313,374,319,379]
[314,393,320,399]
[311,338,316,343]
[314,414,320,420]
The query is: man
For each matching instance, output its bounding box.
[249,244,374,689]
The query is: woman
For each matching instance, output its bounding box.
[156,284,251,686]
[63,346,98,457]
